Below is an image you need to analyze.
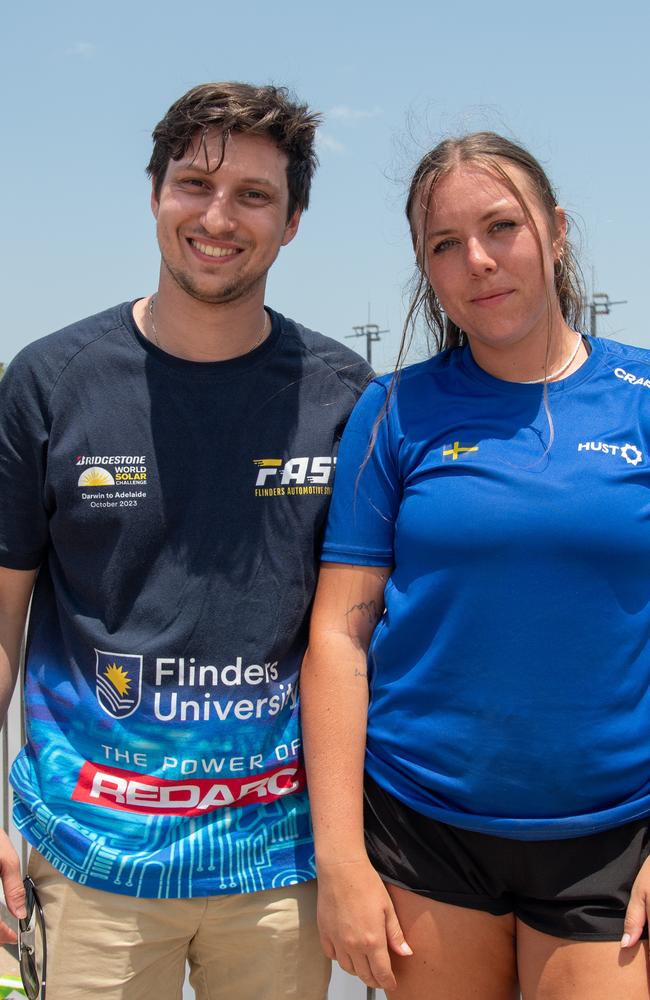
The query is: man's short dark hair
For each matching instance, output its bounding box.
[147,82,321,219]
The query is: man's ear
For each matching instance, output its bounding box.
[151,180,160,220]
[281,210,302,247]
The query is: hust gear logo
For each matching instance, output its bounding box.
[577,441,643,466]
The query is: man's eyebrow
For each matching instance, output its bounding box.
[174,162,280,191]
[428,200,515,237]
[238,176,280,191]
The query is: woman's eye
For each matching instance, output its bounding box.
[491,220,516,233]
[431,238,456,255]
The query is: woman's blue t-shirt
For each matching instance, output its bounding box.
[323,337,650,839]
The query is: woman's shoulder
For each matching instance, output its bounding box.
[592,335,650,371]
[372,348,458,395]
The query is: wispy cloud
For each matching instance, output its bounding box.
[66,41,95,58]
[317,133,345,154]
[327,105,382,122]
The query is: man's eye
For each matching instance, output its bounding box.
[243,190,268,201]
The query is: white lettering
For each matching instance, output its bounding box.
[90,773,127,803]
[255,466,279,486]
[268,767,301,796]
[155,658,177,685]
[308,456,333,484]
[281,457,310,485]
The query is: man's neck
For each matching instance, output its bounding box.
[133,284,270,363]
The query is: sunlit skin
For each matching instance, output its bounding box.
[133,128,301,361]
[411,162,587,382]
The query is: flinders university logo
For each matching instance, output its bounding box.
[95,649,142,719]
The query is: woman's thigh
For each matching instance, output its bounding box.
[517,920,650,1000]
[385,883,518,1000]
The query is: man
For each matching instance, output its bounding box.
[0,82,370,999]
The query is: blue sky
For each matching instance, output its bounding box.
[3,0,648,369]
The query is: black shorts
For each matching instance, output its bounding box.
[364,773,650,941]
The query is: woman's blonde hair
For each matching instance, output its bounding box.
[361,134,586,472]
[403,131,585,356]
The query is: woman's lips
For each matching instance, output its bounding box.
[470,289,514,306]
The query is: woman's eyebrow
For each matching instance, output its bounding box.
[428,200,515,237]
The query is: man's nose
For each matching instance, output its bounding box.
[200,194,237,234]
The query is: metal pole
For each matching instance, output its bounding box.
[346,323,388,367]
[587,292,627,338]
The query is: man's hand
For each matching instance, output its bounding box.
[0,829,24,944]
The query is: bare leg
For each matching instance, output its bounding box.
[517,919,650,999]
[385,884,518,1000]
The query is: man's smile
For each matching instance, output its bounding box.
[188,238,241,260]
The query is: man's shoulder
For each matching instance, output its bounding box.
[7,302,132,388]
[21,301,130,359]
[274,311,373,398]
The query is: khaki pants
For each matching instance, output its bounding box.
[29,850,330,1000]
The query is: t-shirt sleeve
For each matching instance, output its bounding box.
[0,353,50,569]
[322,380,399,566]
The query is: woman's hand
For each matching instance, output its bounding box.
[622,855,650,948]
[317,857,412,992]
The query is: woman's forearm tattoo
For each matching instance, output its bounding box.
[345,600,381,625]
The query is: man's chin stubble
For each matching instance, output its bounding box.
[163,261,264,306]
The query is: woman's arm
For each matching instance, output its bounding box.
[301,561,412,992]
[622,857,650,949]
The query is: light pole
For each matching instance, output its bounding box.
[346,323,388,367]
[587,292,627,338]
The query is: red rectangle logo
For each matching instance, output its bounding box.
[72,760,306,815]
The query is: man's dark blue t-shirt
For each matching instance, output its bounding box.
[0,302,370,898]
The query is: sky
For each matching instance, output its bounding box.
[2,0,649,372]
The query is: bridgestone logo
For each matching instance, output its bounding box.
[76,455,145,466]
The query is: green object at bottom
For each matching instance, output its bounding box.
[0,973,26,997]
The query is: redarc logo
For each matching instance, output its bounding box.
[72,760,305,815]
[577,441,643,466]
[253,456,336,497]
[614,368,650,390]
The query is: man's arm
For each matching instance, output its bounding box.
[0,566,38,939]
[0,567,37,721]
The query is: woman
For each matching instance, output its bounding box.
[301,133,650,999]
